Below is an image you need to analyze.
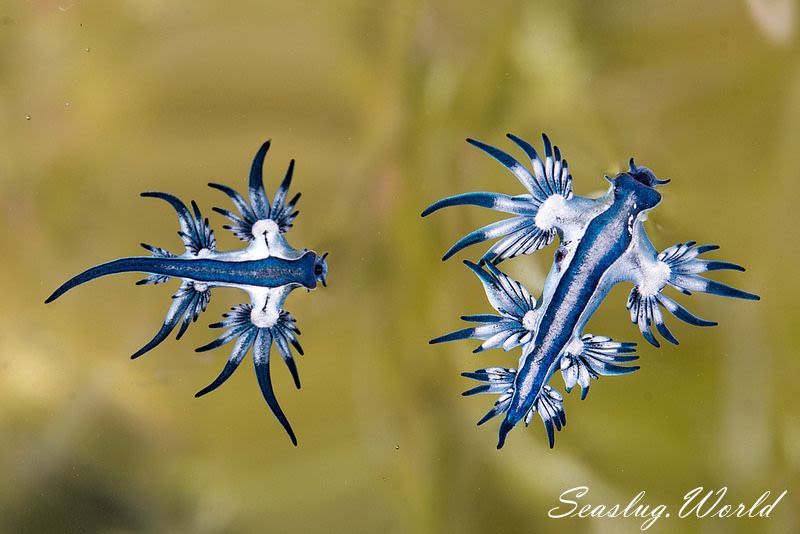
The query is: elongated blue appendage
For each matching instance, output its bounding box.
[424,135,573,263]
[496,418,515,449]
[430,328,475,344]
[560,334,639,400]
[421,192,537,218]
[670,275,760,301]
[45,254,213,358]
[132,292,193,359]
[141,192,216,255]
[210,141,301,242]
[442,217,537,261]
[431,261,537,353]
[430,318,525,353]
[505,133,574,201]
[493,384,566,449]
[463,261,536,317]
[660,242,758,301]
[131,282,210,359]
[195,329,255,396]
[254,329,297,446]
[248,140,272,216]
[461,365,567,449]
[45,257,168,303]
[628,242,758,346]
[461,367,516,425]
[525,386,567,449]
[656,293,717,327]
[194,304,302,445]
[466,138,542,197]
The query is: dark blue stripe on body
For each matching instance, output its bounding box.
[505,199,634,426]
[134,254,317,288]
[46,252,317,303]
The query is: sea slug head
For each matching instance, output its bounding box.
[609,159,669,213]
[628,158,670,189]
[314,252,329,288]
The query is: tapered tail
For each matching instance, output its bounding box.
[45,257,177,303]
[496,418,515,449]
[499,384,566,449]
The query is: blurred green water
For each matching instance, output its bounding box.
[1,1,798,533]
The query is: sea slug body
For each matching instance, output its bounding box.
[46,141,329,445]
[423,133,759,448]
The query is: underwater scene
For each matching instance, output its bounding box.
[1,1,798,533]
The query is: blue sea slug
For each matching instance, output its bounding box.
[46,141,328,445]
[423,133,759,448]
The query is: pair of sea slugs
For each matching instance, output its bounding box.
[46,134,758,448]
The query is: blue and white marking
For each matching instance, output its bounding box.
[423,133,759,449]
[46,141,328,445]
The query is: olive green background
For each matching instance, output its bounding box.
[1,1,798,533]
